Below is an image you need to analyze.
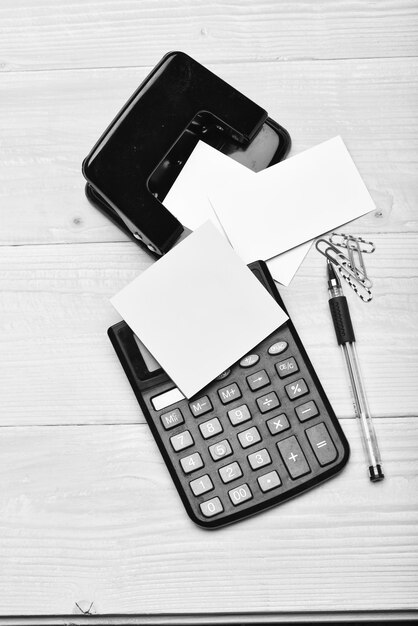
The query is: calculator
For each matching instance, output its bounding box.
[108,261,350,528]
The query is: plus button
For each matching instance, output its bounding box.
[288,452,298,462]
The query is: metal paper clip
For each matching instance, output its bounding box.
[315,238,373,302]
[330,232,375,254]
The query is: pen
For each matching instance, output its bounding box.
[327,261,384,482]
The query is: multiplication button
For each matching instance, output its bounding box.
[266,413,290,435]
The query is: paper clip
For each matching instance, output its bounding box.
[315,238,373,302]
[330,232,375,253]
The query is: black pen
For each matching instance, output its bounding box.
[327,261,384,482]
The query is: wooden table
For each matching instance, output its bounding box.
[0,1,417,623]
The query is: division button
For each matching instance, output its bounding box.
[218,383,242,404]
[275,357,299,379]
[209,439,233,461]
[246,369,270,391]
[257,470,282,492]
[228,483,253,506]
[189,395,213,417]
[256,391,280,413]
[295,400,319,422]
[227,404,252,426]
[305,422,338,466]
[239,354,260,368]
[268,341,288,355]
[277,436,311,479]
[285,378,309,400]
[160,408,184,430]
[219,461,243,484]
[199,417,223,440]
[180,452,204,475]
[190,474,214,496]
[266,413,290,435]
[170,430,194,452]
[200,496,224,518]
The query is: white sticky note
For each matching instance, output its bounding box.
[164,141,311,284]
[111,221,288,399]
[209,136,376,263]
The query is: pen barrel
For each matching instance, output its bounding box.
[341,342,384,481]
[329,296,356,345]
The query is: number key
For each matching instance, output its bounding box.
[200,497,224,518]
[190,474,214,496]
[247,448,271,470]
[228,483,253,506]
[227,404,251,426]
[219,461,243,484]
[237,426,261,449]
[170,430,194,452]
[180,452,204,474]
[199,417,223,439]
[209,439,233,461]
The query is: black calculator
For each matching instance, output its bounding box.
[108,261,349,528]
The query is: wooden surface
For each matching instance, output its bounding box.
[0,0,417,621]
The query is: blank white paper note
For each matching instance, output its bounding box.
[111,221,288,398]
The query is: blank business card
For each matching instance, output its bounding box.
[111,221,288,399]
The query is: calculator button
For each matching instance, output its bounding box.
[227,404,252,426]
[219,461,243,484]
[246,369,270,391]
[237,426,261,449]
[295,400,319,422]
[200,497,224,518]
[160,408,184,430]
[199,417,223,439]
[275,357,299,379]
[258,470,282,492]
[216,368,231,380]
[266,413,290,435]
[285,378,309,400]
[209,439,233,461]
[268,341,288,355]
[180,452,204,474]
[229,483,253,506]
[189,395,213,417]
[306,423,338,466]
[256,392,280,413]
[218,383,242,404]
[190,474,214,496]
[170,430,194,452]
[277,436,311,479]
[239,354,260,368]
[248,448,271,470]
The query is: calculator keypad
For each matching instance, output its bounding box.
[146,324,346,527]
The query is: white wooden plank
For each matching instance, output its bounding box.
[0,57,416,246]
[0,233,416,426]
[0,0,417,72]
[0,419,416,614]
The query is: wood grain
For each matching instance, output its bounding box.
[0,233,416,427]
[0,418,416,615]
[0,57,417,246]
[0,0,417,72]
